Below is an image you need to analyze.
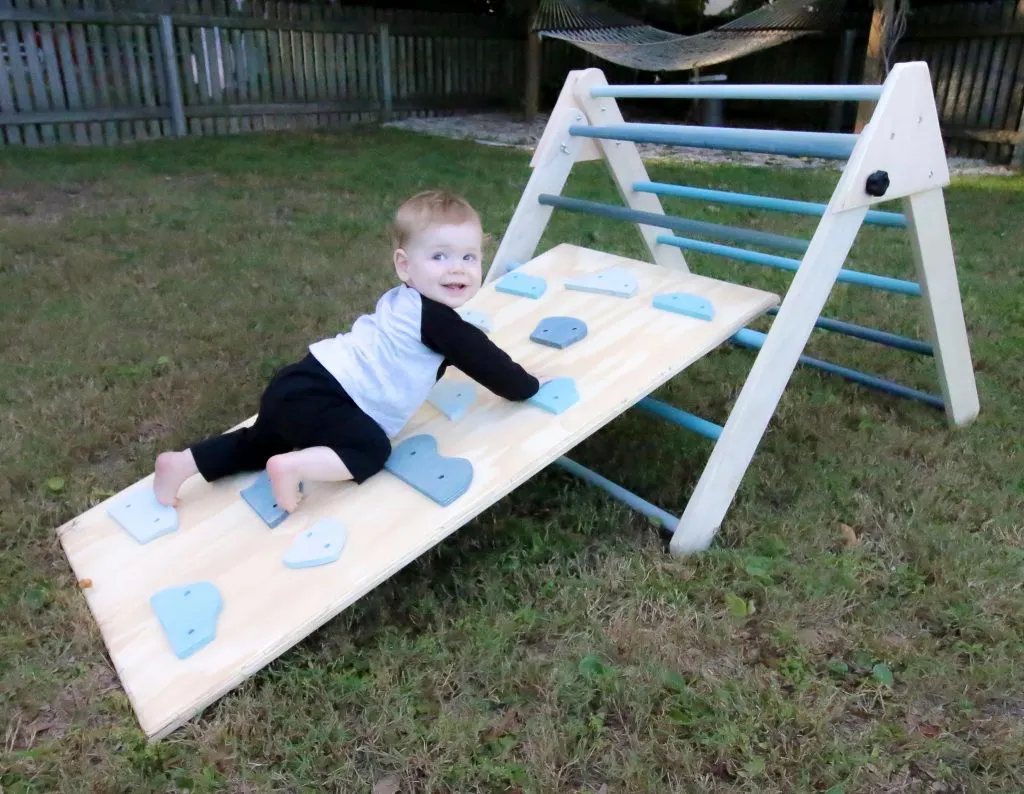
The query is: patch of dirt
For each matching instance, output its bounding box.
[0,183,96,225]
[384,111,1019,176]
[6,663,120,751]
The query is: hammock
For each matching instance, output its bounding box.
[534,0,850,73]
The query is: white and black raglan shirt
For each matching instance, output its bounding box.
[309,284,539,438]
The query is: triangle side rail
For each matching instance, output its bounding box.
[669,205,870,555]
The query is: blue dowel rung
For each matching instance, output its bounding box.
[538,193,809,254]
[552,456,679,531]
[589,83,884,102]
[569,123,856,160]
[633,181,907,228]
[766,309,934,356]
[655,233,922,297]
[634,397,723,441]
[730,328,944,410]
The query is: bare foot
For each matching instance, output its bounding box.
[266,454,303,513]
[153,450,198,506]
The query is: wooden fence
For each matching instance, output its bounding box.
[896,0,1024,165]
[700,0,1024,166]
[0,0,525,147]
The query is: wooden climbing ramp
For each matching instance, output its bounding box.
[57,242,778,740]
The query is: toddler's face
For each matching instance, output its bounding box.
[394,220,483,308]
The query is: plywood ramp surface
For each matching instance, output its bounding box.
[57,243,779,740]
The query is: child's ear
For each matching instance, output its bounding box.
[393,248,409,282]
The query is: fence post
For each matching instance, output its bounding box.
[828,29,856,132]
[159,14,187,137]
[378,23,392,122]
[1013,102,1024,169]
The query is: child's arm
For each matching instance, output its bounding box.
[420,298,540,401]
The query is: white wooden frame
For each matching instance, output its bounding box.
[488,61,980,555]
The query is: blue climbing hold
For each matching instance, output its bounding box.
[282,518,348,569]
[496,270,546,299]
[384,434,473,507]
[652,291,715,321]
[428,380,477,421]
[107,487,179,544]
[565,266,638,298]
[149,581,223,660]
[241,470,299,528]
[457,309,492,334]
[528,377,580,415]
[530,316,588,349]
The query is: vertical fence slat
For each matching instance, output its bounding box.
[50,0,87,143]
[323,19,337,126]
[2,2,37,145]
[147,22,167,137]
[69,17,100,142]
[134,21,159,139]
[0,0,22,144]
[378,22,390,121]
[159,14,185,137]
[22,0,58,143]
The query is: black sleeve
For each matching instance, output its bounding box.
[420,297,540,402]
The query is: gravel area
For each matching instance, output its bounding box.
[385,111,1019,176]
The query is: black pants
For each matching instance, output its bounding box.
[189,354,391,484]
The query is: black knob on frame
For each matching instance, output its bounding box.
[865,170,890,197]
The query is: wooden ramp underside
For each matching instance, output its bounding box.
[57,243,779,740]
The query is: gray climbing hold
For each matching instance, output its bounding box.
[149,581,223,660]
[384,434,473,507]
[107,487,179,544]
[530,316,588,349]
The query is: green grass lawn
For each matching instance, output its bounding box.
[2,125,1022,794]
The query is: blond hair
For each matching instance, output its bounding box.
[391,189,481,249]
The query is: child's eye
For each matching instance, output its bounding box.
[432,252,446,260]
[463,254,476,261]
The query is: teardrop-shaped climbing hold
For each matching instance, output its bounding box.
[652,291,715,321]
[149,581,223,660]
[564,266,638,298]
[530,316,588,349]
[528,377,580,415]
[495,270,546,299]
[428,380,477,421]
[282,518,348,569]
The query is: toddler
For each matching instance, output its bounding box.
[152,190,541,512]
